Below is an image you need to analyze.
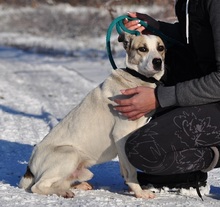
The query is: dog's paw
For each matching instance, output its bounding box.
[59,190,75,198]
[135,190,155,199]
[71,181,93,190]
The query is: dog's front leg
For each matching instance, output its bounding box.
[121,158,155,199]
[127,181,155,199]
[115,137,155,199]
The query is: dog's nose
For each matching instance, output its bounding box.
[152,58,162,70]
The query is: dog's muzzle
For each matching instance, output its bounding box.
[152,58,162,71]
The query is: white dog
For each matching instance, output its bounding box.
[19,33,166,199]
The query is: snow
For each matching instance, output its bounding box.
[0,3,220,207]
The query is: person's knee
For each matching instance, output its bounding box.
[125,138,165,173]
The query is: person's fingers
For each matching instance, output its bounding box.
[127,12,137,18]
[129,113,145,120]
[114,104,134,113]
[123,18,129,24]
[114,97,133,107]
[120,87,140,95]
[128,24,142,31]
[136,26,146,33]
[124,20,140,28]
[128,12,149,21]
[122,111,145,120]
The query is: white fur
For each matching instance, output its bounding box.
[19,34,166,199]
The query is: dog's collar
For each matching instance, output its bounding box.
[124,67,161,85]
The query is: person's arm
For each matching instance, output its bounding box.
[157,0,220,107]
[158,21,184,43]
[125,12,184,42]
[115,2,220,118]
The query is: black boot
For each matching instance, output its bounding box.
[137,171,207,200]
[214,146,220,168]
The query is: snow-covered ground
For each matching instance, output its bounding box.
[0,3,220,206]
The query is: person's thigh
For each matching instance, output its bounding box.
[125,102,220,174]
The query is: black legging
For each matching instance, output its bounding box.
[125,102,220,175]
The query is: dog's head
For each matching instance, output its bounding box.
[118,33,166,80]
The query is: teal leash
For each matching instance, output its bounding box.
[106,15,183,69]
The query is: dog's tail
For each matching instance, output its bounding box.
[19,166,35,191]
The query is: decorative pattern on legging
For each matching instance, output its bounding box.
[125,102,220,175]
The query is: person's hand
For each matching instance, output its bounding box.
[124,12,159,35]
[114,86,158,120]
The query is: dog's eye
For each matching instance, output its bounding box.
[157,45,165,52]
[138,47,148,52]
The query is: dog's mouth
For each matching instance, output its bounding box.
[124,56,165,83]
[139,57,164,77]
[126,56,164,78]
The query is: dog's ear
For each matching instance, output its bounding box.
[118,33,133,50]
[118,33,126,43]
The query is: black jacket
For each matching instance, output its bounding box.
[156,0,220,107]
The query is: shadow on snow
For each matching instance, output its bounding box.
[1,104,219,197]
[0,139,126,193]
